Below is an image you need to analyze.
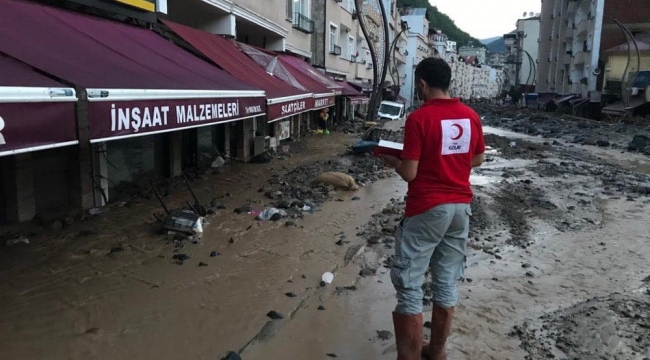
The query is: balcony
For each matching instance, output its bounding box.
[350,54,357,63]
[573,51,586,66]
[566,1,577,15]
[576,20,589,36]
[292,12,314,34]
[329,44,342,56]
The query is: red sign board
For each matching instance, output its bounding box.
[0,102,77,156]
[267,97,315,122]
[88,97,266,142]
[348,96,370,105]
[313,96,335,110]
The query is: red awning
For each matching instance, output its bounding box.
[163,20,313,122]
[279,55,344,95]
[340,81,361,96]
[0,0,266,142]
[0,55,78,157]
[236,43,336,110]
[349,81,373,93]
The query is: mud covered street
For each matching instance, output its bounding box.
[1,110,650,360]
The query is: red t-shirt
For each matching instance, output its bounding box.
[401,98,485,217]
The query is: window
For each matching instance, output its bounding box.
[286,0,292,20]
[345,0,355,13]
[293,0,309,17]
[292,0,314,33]
[348,35,356,61]
[329,24,339,54]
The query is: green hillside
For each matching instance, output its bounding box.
[396,0,483,47]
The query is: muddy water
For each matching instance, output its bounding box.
[0,149,407,360]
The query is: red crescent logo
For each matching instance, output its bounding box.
[451,124,463,141]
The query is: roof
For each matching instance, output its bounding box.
[0,0,261,92]
[605,39,650,52]
[0,54,68,88]
[279,55,343,94]
[400,7,428,17]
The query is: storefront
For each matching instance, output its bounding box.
[0,55,79,223]
[162,21,315,151]
[0,0,266,207]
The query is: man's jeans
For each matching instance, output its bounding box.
[391,203,470,314]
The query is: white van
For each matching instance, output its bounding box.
[377,101,405,121]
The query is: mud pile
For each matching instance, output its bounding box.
[476,104,650,155]
[515,291,650,360]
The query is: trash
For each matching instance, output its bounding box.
[211,156,225,168]
[257,207,287,221]
[5,237,29,246]
[321,272,335,284]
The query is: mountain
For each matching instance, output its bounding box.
[486,37,506,54]
[480,36,501,45]
[396,0,483,47]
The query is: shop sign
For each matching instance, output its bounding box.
[313,96,335,110]
[0,102,77,156]
[348,97,370,105]
[89,97,266,142]
[267,97,314,121]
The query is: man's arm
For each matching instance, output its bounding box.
[395,159,419,182]
[472,153,484,167]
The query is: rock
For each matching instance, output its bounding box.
[211,156,225,168]
[367,235,381,244]
[359,268,377,277]
[51,220,64,231]
[377,330,393,340]
[326,354,337,358]
[525,271,535,277]
[250,152,271,164]
[210,251,220,257]
[109,246,124,254]
[266,311,284,320]
[424,321,432,329]
[285,292,297,298]
[221,351,241,360]
[351,196,361,201]
[199,262,208,267]
[234,205,252,214]
[285,221,297,227]
[172,254,190,261]
[318,305,326,311]
[628,135,649,151]
[596,139,610,147]
[522,263,531,268]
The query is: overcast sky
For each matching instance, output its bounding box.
[428,0,542,39]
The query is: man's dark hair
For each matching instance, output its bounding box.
[414,57,452,92]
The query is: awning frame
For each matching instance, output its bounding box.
[0,86,78,103]
[86,88,265,101]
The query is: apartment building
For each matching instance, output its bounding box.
[399,7,434,107]
[502,17,540,93]
[459,46,487,64]
[537,0,650,116]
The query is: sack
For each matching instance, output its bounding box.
[312,172,359,191]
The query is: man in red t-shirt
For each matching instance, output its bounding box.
[380,57,485,360]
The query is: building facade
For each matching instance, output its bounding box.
[459,46,487,64]
[539,0,649,106]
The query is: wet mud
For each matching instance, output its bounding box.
[2,110,650,360]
